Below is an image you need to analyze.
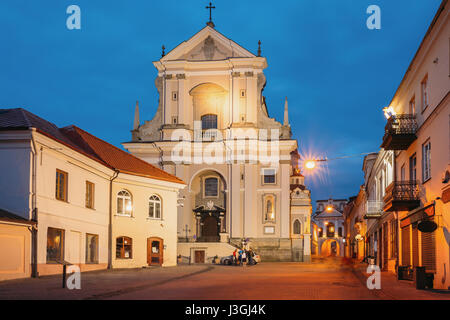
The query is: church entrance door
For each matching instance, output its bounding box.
[201,215,219,242]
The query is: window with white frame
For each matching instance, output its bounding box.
[262,168,276,184]
[422,140,431,182]
[117,190,132,216]
[204,177,219,197]
[149,195,162,219]
[264,195,276,222]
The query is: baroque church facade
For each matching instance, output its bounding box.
[123,23,312,262]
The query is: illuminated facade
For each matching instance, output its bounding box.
[377,1,449,289]
[123,23,311,261]
[312,199,346,257]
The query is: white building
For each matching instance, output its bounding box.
[123,23,312,262]
[312,199,346,257]
[0,108,185,278]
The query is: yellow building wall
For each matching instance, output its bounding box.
[0,223,31,281]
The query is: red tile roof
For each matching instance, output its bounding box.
[61,126,185,184]
[0,108,184,185]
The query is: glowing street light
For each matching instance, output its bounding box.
[305,160,316,169]
[303,158,327,170]
[383,106,396,119]
[326,205,333,212]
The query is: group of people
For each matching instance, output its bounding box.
[232,248,256,266]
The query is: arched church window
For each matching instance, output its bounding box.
[264,195,275,222]
[117,190,132,216]
[204,177,219,197]
[201,114,218,130]
[149,195,162,219]
[293,219,301,234]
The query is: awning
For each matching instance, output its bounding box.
[400,202,435,228]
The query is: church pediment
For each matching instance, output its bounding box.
[161,26,255,62]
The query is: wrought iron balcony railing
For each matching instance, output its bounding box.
[381,114,418,150]
[383,181,420,212]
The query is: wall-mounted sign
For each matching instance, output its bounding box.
[418,220,437,233]
[264,226,275,234]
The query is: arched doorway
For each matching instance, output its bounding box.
[190,169,227,242]
[321,239,340,257]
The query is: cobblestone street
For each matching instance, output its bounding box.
[1,258,449,300]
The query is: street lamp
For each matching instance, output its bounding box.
[383,106,396,119]
[305,160,316,169]
[303,158,327,170]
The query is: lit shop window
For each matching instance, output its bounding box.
[116,236,132,259]
[47,227,64,263]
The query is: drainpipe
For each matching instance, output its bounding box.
[30,130,38,278]
[393,150,399,270]
[223,127,232,241]
[108,169,120,270]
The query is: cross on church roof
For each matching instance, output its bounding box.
[206,2,216,28]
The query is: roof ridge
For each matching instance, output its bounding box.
[70,125,184,183]
[60,125,111,167]
[18,108,32,128]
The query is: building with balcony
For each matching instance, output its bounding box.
[378,0,449,289]
[362,150,397,271]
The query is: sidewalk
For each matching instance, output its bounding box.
[347,259,450,300]
[0,265,213,300]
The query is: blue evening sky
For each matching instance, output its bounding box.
[0,1,442,206]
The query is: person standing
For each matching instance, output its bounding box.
[232,249,237,265]
[242,250,247,267]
